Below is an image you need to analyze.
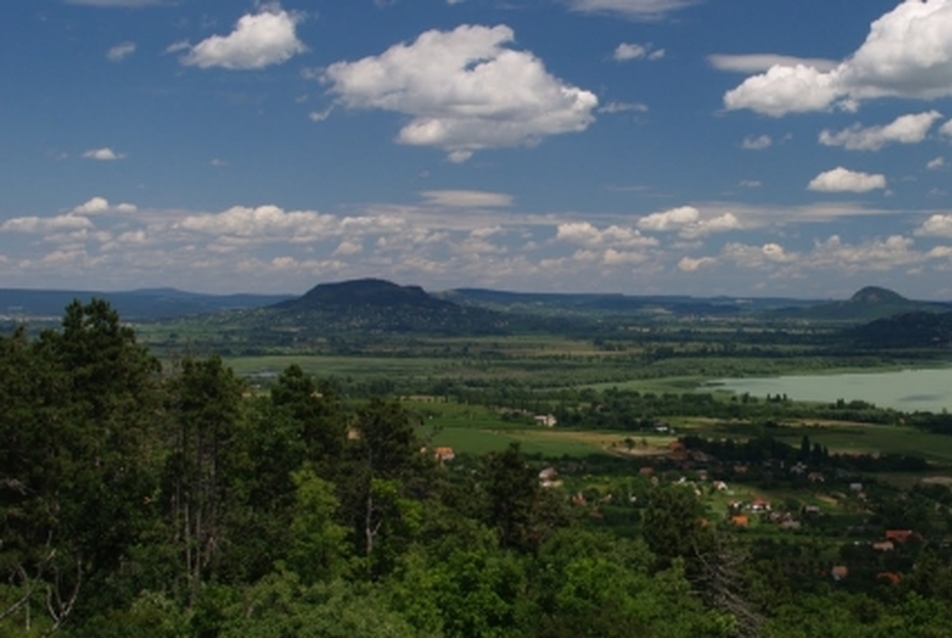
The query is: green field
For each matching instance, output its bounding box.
[223,354,459,378]
[773,423,952,464]
[144,322,952,473]
[426,428,605,457]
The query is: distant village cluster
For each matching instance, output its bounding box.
[479,429,944,589]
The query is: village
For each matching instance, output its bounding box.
[516,432,948,591]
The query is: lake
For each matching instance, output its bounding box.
[712,367,952,413]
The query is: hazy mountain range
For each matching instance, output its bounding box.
[1,280,949,324]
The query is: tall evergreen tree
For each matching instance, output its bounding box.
[163,355,246,604]
[1,300,163,631]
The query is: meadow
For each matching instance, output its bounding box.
[140,307,952,500]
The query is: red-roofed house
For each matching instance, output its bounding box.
[433,446,456,463]
[885,530,914,543]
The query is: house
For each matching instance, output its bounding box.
[667,441,687,460]
[849,483,864,492]
[639,466,655,476]
[780,520,802,531]
[713,481,728,491]
[808,472,825,483]
[731,515,749,527]
[433,446,456,463]
[733,464,749,474]
[572,493,587,507]
[872,541,895,552]
[876,572,902,585]
[885,529,914,543]
[831,565,849,581]
[751,499,771,512]
[538,467,562,488]
[534,414,558,427]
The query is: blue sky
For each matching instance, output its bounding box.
[3,0,952,299]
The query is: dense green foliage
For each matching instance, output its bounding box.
[3,301,952,637]
[847,310,952,349]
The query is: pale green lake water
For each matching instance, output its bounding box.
[712,367,952,413]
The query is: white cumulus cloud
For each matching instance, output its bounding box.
[82,147,125,161]
[614,43,647,61]
[179,6,306,70]
[916,214,952,238]
[807,234,923,272]
[323,25,598,161]
[556,221,657,248]
[678,256,716,272]
[176,205,335,240]
[308,107,333,122]
[725,64,841,117]
[603,248,648,265]
[73,197,110,214]
[927,156,946,170]
[725,0,952,116]
[1,214,92,234]
[942,119,952,138]
[741,134,772,150]
[613,42,664,61]
[107,41,136,61]
[723,242,797,269]
[72,197,137,215]
[637,205,700,231]
[681,213,742,238]
[819,111,943,151]
[332,240,363,256]
[807,167,886,193]
[761,242,793,262]
[637,206,740,238]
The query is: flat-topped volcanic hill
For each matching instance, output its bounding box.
[272,278,456,312]
[264,278,508,336]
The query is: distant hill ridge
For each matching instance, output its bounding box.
[262,278,517,336]
[774,285,949,323]
[273,278,455,311]
[849,286,908,305]
[4,280,949,327]
[0,287,293,320]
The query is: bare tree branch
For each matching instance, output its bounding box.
[42,554,82,636]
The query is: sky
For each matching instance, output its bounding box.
[3,0,952,299]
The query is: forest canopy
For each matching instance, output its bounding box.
[2,300,952,637]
